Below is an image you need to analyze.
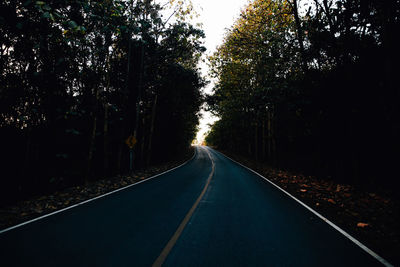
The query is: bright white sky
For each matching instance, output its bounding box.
[190,0,250,143]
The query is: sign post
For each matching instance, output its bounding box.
[129,149,133,173]
[125,135,137,174]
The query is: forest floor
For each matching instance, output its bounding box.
[0,147,195,232]
[219,150,400,266]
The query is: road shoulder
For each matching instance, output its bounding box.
[0,147,196,232]
[212,148,399,266]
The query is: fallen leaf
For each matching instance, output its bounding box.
[357,222,369,228]
[327,199,336,204]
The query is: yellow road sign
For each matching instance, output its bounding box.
[125,135,137,148]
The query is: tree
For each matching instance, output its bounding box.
[206,0,400,195]
[0,0,206,204]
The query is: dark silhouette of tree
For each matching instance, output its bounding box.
[206,0,400,197]
[0,0,205,204]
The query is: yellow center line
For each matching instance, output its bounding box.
[152,147,215,267]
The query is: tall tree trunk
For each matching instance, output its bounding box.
[146,94,158,167]
[134,42,145,167]
[254,121,258,161]
[269,109,277,167]
[262,119,266,160]
[120,12,133,174]
[116,124,125,175]
[103,50,112,177]
[382,0,397,114]
[103,103,109,176]
[267,110,272,161]
[21,128,32,195]
[85,88,100,184]
[291,0,308,72]
[140,116,146,167]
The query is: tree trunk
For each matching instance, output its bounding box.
[103,50,112,177]
[262,119,266,160]
[103,103,109,176]
[134,42,145,167]
[139,116,146,167]
[267,110,272,161]
[116,124,125,175]
[291,0,308,72]
[146,94,158,167]
[85,87,100,184]
[269,109,277,167]
[21,128,32,194]
[255,121,258,161]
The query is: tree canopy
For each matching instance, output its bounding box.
[0,0,206,204]
[206,0,400,194]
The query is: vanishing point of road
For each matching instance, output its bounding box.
[0,146,392,266]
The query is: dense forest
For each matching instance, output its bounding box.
[206,0,400,196]
[0,0,205,204]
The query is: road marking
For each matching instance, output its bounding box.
[211,148,393,267]
[152,147,215,267]
[0,148,198,235]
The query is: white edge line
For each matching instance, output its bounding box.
[0,147,197,235]
[209,147,394,267]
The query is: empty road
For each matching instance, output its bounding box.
[0,146,390,266]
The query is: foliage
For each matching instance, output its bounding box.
[0,0,205,204]
[206,0,400,194]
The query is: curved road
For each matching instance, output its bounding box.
[0,146,390,266]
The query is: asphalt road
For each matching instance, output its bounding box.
[0,146,390,266]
